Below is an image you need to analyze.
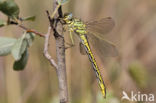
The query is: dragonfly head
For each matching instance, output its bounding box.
[63,13,73,22]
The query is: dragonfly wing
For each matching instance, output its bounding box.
[87,32,118,57]
[86,17,115,38]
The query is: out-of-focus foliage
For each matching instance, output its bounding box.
[0,19,6,27]
[0,37,17,56]
[13,49,28,70]
[11,33,28,61]
[0,0,19,18]
[128,61,148,88]
[97,91,120,103]
[0,32,35,70]
[11,32,35,70]
[11,32,35,61]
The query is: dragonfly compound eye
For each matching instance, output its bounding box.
[63,13,73,22]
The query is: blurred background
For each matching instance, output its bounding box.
[0,0,156,103]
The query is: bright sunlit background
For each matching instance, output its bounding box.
[0,0,156,103]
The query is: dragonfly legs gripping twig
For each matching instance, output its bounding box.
[65,41,74,49]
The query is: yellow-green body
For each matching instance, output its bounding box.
[63,15,106,97]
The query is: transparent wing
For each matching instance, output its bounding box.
[86,17,115,38]
[87,32,118,57]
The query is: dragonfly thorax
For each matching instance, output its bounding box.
[63,17,87,35]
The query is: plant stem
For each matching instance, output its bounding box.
[55,36,68,103]
[48,0,68,103]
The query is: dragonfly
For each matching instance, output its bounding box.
[62,13,118,98]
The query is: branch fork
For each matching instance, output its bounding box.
[43,26,58,69]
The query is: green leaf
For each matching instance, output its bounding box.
[0,0,19,18]
[11,32,34,71]
[25,32,35,46]
[22,16,36,21]
[0,37,17,56]
[11,32,35,60]
[11,34,27,60]
[57,0,69,5]
[13,49,28,71]
[0,19,7,27]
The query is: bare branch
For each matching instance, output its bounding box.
[43,27,58,68]
[18,24,45,37]
[10,20,45,37]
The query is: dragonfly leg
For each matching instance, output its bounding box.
[69,29,75,45]
[65,41,74,49]
[64,29,75,49]
[62,24,68,32]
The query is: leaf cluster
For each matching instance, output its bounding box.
[0,0,37,70]
[0,33,35,70]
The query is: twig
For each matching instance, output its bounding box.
[55,33,68,103]
[10,21,45,37]
[18,24,45,37]
[51,4,61,19]
[43,27,58,68]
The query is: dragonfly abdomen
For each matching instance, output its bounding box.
[80,34,106,98]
